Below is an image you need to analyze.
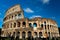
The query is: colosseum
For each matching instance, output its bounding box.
[1,4,59,40]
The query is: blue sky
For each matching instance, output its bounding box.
[0,0,60,28]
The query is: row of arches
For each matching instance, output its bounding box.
[11,22,37,28]
[4,13,22,21]
[3,21,58,33]
[3,21,55,30]
[9,31,42,40]
[9,21,26,28]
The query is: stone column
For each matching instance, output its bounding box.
[32,31,34,38]
[43,22,45,37]
[20,31,22,39]
[26,20,28,28]
[46,23,48,37]
[26,32,28,38]
[38,32,39,38]
[13,15,15,19]
[12,22,14,28]
[37,21,39,28]
[21,21,22,28]
[40,22,41,28]
[8,23,10,28]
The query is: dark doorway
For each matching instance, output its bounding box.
[39,32,42,40]
[22,31,26,40]
[22,22,26,27]
[23,22,26,25]
[29,23,32,27]
[28,31,32,40]
[17,22,20,27]
[34,32,38,40]
[16,31,20,40]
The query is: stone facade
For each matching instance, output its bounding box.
[1,4,59,39]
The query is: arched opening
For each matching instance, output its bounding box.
[48,32,50,37]
[18,14,21,17]
[34,32,37,37]
[16,31,20,39]
[7,24,9,28]
[12,15,13,19]
[14,23,16,27]
[34,32,38,40]
[28,31,32,40]
[8,32,11,37]
[41,24,43,28]
[7,32,10,37]
[23,22,26,25]
[50,25,51,28]
[48,25,49,29]
[17,31,20,36]
[22,31,26,40]
[44,21,46,25]
[22,22,26,27]
[44,21,46,29]
[18,14,22,19]
[15,14,17,19]
[45,25,46,29]
[28,31,32,37]
[39,32,42,38]
[17,22,20,27]
[13,32,15,38]
[39,32,42,40]
[29,23,32,27]
[33,23,37,27]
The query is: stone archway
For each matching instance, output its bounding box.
[13,32,15,38]
[39,32,42,40]
[15,31,20,40]
[17,22,20,27]
[29,23,32,27]
[39,32,42,38]
[33,23,37,27]
[22,31,26,40]
[34,32,38,40]
[17,31,20,38]
[28,31,32,40]
[22,22,26,27]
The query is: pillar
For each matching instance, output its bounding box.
[16,22,17,28]
[26,32,28,38]
[21,21,22,28]
[20,31,22,39]
[12,22,14,28]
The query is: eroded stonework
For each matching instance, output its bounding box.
[1,4,59,39]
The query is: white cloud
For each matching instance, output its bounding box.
[30,15,42,19]
[41,0,50,4]
[24,8,34,13]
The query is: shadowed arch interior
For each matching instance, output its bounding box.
[28,31,32,37]
[29,23,32,27]
[22,31,26,40]
[23,22,26,25]
[39,32,42,37]
[33,23,37,27]
[17,22,20,27]
[14,23,16,27]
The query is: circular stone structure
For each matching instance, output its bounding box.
[1,4,59,39]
